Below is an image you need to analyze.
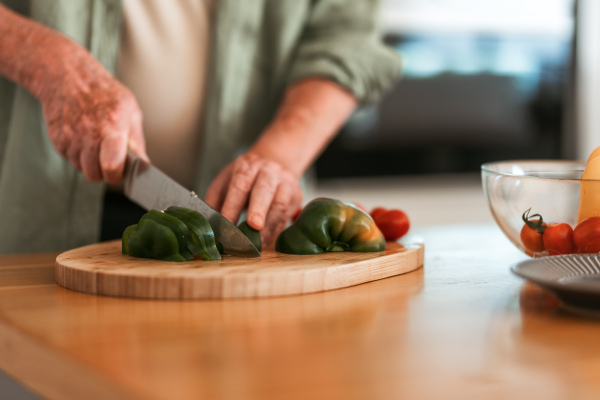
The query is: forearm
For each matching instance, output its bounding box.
[0,4,85,100]
[0,4,146,183]
[248,78,358,178]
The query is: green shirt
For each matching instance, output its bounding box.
[0,0,401,254]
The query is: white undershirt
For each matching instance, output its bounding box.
[117,0,212,188]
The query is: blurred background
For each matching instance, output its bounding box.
[313,0,600,228]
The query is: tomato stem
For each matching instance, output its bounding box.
[522,208,546,234]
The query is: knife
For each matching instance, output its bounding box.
[122,151,260,258]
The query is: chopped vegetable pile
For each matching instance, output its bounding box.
[122,206,221,262]
[122,198,411,261]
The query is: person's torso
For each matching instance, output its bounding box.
[117,0,213,188]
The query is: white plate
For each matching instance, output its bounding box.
[511,254,600,311]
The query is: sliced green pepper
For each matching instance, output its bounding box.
[276,198,386,255]
[122,207,221,262]
[139,218,191,262]
[139,210,194,260]
[237,220,262,252]
[214,220,262,255]
[122,224,150,259]
[163,206,221,260]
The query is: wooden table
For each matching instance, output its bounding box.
[2,223,600,400]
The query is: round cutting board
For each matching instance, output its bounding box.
[55,240,424,300]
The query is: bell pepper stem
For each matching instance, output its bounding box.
[326,242,350,252]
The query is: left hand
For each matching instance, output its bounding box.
[204,153,303,245]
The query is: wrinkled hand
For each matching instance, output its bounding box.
[205,153,304,245]
[39,49,147,184]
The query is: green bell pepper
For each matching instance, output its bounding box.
[276,198,386,255]
[163,206,221,260]
[237,220,262,252]
[213,220,262,255]
[122,207,221,262]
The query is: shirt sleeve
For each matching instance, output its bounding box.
[287,0,402,105]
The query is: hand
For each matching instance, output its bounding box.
[0,4,148,183]
[0,5,147,183]
[205,153,304,245]
[39,50,147,184]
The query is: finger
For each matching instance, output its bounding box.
[99,128,128,184]
[271,177,303,224]
[261,183,294,245]
[46,124,71,161]
[80,138,103,182]
[204,166,232,211]
[65,126,83,171]
[288,185,304,221]
[43,104,69,159]
[268,220,289,246]
[220,157,261,224]
[246,168,280,230]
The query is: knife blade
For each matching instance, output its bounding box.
[123,152,260,258]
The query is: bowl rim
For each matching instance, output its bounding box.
[480,159,598,182]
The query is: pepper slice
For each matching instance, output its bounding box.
[122,224,149,259]
[276,198,386,255]
[121,218,190,262]
[139,210,194,260]
[122,207,221,262]
[163,206,221,260]
[237,220,262,252]
[214,220,262,255]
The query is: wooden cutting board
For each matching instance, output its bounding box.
[55,240,424,300]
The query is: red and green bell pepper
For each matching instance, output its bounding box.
[276,198,386,254]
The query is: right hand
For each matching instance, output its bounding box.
[0,5,147,184]
[39,46,147,184]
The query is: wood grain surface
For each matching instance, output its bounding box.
[55,241,424,299]
[6,224,600,400]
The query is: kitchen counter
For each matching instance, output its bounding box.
[2,223,600,400]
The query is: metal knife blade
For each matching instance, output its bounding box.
[123,153,260,258]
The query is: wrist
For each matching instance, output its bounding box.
[248,79,357,179]
[248,123,323,180]
[247,141,305,179]
[23,37,80,101]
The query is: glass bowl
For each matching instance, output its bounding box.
[481,160,600,257]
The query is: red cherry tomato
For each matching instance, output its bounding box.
[370,208,410,241]
[291,207,302,222]
[520,221,546,253]
[520,209,547,254]
[543,223,576,255]
[370,207,387,221]
[574,217,600,253]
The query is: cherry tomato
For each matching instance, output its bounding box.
[520,209,547,254]
[370,208,410,241]
[291,207,302,222]
[543,223,576,255]
[520,221,546,253]
[574,216,600,253]
[370,207,387,221]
